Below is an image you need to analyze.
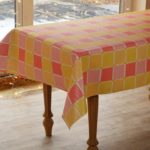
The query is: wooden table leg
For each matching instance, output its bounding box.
[149,87,150,100]
[43,84,54,137]
[87,95,99,150]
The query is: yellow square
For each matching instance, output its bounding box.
[25,36,34,51]
[42,58,52,73]
[7,58,18,73]
[89,54,101,69]
[64,78,74,90]
[82,56,90,72]
[60,50,72,65]
[41,43,50,59]
[85,83,99,97]
[126,47,136,62]
[98,81,113,94]
[62,65,73,78]
[115,50,126,64]
[137,45,148,59]
[125,77,135,90]
[25,52,34,65]
[10,30,19,45]
[102,52,113,67]
[148,44,150,57]
[25,65,35,79]
[72,60,82,79]
[147,72,150,83]
[43,71,54,85]
[113,79,124,92]
[9,45,19,58]
[74,98,87,116]
[136,74,147,87]
[63,106,81,128]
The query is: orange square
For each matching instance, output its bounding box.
[126,47,136,62]
[90,54,101,69]
[136,74,147,87]
[115,50,125,64]
[113,80,124,92]
[102,52,113,67]
[137,45,148,59]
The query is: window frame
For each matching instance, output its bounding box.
[15,0,33,27]
[16,0,149,27]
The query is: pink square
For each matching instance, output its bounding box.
[34,55,42,68]
[144,20,150,23]
[68,84,83,104]
[63,96,72,113]
[125,23,136,26]
[54,75,65,90]
[83,72,87,85]
[84,29,96,33]
[113,65,125,80]
[103,35,114,39]
[80,38,92,43]
[124,31,135,35]
[18,61,25,75]
[0,44,8,56]
[126,63,136,77]
[126,15,136,19]
[34,68,42,82]
[19,48,25,61]
[62,32,73,36]
[125,41,136,48]
[53,42,65,48]
[19,33,26,49]
[87,70,100,83]
[51,46,61,62]
[34,39,42,55]
[146,37,150,43]
[145,13,150,16]
[144,28,150,32]
[114,43,125,50]
[0,56,7,69]
[147,59,150,71]
[102,46,113,52]
[52,61,62,75]
[74,50,89,57]
[101,68,113,81]
[136,60,146,74]
[135,39,146,46]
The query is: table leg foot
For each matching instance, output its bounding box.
[43,84,54,137]
[43,116,54,137]
[87,147,99,150]
[87,95,99,150]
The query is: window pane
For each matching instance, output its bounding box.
[34,0,119,25]
[0,0,15,40]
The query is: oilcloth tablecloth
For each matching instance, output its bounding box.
[0,10,150,127]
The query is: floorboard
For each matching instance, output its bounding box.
[0,86,150,150]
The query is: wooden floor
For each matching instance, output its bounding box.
[0,86,150,150]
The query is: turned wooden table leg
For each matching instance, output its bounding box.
[87,95,99,150]
[43,84,54,137]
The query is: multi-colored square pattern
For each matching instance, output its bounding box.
[0,10,150,127]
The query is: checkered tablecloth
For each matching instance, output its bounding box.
[0,10,150,127]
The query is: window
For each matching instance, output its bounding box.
[0,0,15,40]
[33,0,120,25]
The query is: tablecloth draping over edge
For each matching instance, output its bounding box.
[0,10,150,127]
